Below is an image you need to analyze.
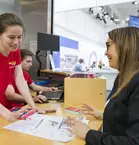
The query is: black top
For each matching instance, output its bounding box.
[107,76,118,100]
[85,72,139,145]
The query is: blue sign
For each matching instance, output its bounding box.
[60,36,78,50]
[128,15,139,28]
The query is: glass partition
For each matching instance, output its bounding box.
[0,0,53,53]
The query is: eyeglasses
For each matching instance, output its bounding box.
[106,42,113,50]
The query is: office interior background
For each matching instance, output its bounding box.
[1,0,139,94]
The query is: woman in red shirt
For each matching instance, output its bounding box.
[0,13,55,121]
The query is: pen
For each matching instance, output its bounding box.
[58,118,65,129]
[34,118,44,129]
[19,111,28,119]
[19,109,36,120]
[10,107,20,112]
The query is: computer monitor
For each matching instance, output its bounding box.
[37,32,60,52]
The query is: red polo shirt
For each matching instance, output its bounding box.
[0,49,21,107]
[8,71,33,109]
[9,49,21,85]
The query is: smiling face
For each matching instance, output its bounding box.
[105,38,118,69]
[0,25,23,54]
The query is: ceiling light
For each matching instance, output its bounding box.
[104,13,109,18]
[103,18,107,24]
[89,8,93,13]
[96,14,103,20]
[104,15,109,18]
[110,17,115,22]
[96,14,100,19]
[114,19,120,22]
[101,9,105,13]
[97,7,103,11]
[125,18,129,21]
[103,11,107,15]
[132,1,138,5]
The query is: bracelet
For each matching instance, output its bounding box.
[39,91,43,95]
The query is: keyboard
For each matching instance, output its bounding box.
[41,87,64,100]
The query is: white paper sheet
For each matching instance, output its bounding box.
[4,113,44,133]
[29,115,76,142]
[4,113,76,142]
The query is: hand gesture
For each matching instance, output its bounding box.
[65,117,90,139]
[81,103,102,120]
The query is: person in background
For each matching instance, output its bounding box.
[73,58,86,72]
[90,61,97,68]
[66,27,139,145]
[0,13,55,121]
[6,49,58,108]
[98,59,103,69]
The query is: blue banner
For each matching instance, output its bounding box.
[128,15,139,28]
[60,36,78,49]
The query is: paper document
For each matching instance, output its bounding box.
[4,113,76,142]
[29,115,75,142]
[4,113,44,133]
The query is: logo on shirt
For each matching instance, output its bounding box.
[9,61,16,65]
[9,61,16,69]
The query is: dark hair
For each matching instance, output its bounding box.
[79,58,84,63]
[0,13,25,33]
[108,27,139,98]
[20,49,34,61]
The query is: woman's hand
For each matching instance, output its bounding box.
[66,117,90,139]
[4,108,29,122]
[81,103,103,120]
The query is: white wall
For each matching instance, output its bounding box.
[54,0,96,12]
[54,10,106,45]
[54,10,108,66]
[54,0,133,12]
[96,0,133,6]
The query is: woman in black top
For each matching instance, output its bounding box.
[66,27,139,145]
